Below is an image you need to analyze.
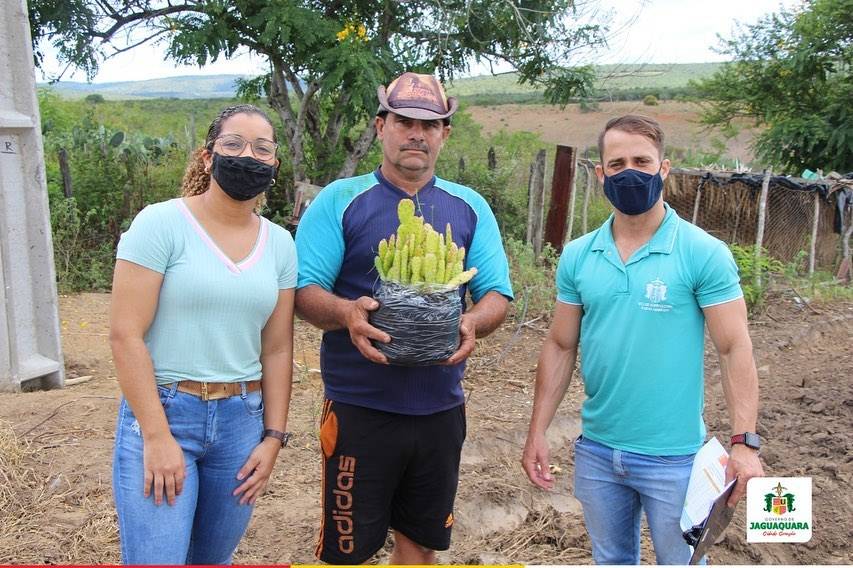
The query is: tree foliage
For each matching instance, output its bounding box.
[31,0,607,187]
[695,0,853,174]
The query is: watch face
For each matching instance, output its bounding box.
[744,432,761,449]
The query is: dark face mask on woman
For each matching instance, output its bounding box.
[211,153,276,201]
[603,168,664,215]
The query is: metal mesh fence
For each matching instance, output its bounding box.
[664,171,841,271]
[567,163,846,274]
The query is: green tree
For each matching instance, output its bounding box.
[695,0,852,173]
[30,0,606,187]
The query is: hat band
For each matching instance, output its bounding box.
[389,98,447,115]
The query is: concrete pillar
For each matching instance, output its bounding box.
[0,0,65,391]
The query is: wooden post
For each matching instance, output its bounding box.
[582,167,593,235]
[458,156,465,176]
[526,162,534,247]
[187,112,196,153]
[809,192,820,276]
[544,145,577,252]
[754,169,772,288]
[487,146,496,170]
[691,179,703,225]
[567,164,584,242]
[526,149,547,258]
[58,147,72,198]
[838,204,853,284]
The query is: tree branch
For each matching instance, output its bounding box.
[337,121,377,180]
[268,58,297,141]
[104,28,170,58]
[284,67,305,100]
[92,3,202,42]
[324,90,352,150]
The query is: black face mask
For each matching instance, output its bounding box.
[211,153,275,201]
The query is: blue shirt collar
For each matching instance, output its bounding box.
[374,167,436,197]
[591,203,680,255]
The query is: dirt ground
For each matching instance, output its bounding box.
[1,292,851,564]
[467,101,758,165]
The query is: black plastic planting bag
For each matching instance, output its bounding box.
[369,281,462,366]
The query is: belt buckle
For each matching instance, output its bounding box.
[200,382,209,401]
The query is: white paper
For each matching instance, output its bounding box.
[680,437,733,532]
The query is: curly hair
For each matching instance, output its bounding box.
[180,104,278,211]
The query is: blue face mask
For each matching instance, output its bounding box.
[603,168,664,215]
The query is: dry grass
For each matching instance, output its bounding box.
[0,419,43,562]
[0,420,118,564]
[455,508,591,565]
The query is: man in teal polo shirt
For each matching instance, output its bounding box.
[521,115,763,564]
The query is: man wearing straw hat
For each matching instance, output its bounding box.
[521,114,763,564]
[295,72,513,564]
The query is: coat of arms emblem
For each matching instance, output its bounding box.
[763,482,797,515]
[645,278,668,303]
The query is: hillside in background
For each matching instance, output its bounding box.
[40,63,722,102]
[449,62,720,95]
[39,75,245,100]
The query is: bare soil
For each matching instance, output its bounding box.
[467,101,758,164]
[0,292,850,564]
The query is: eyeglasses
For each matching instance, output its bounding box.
[214,134,278,161]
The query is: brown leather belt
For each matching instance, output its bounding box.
[175,380,261,401]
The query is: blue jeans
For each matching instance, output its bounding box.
[573,435,695,565]
[113,383,265,565]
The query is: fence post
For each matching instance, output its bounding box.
[186,112,196,156]
[809,191,820,277]
[691,178,703,225]
[839,204,853,284]
[544,145,576,253]
[526,149,547,258]
[58,147,72,198]
[582,166,593,235]
[458,156,465,176]
[567,164,584,242]
[754,169,772,288]
[487,146,496,170]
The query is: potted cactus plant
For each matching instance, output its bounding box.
[369,198,477,365]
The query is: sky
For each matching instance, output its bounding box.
[36,0,798,84]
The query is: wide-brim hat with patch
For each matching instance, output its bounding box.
[377,72,458,120]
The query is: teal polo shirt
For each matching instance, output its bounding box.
[557,203,743,455]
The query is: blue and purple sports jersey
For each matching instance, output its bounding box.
[296,168,513,415]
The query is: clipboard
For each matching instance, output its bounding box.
[682,479,737,564]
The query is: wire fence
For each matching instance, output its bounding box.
[566,161,852,277]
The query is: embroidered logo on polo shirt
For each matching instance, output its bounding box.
[639,278,673,312]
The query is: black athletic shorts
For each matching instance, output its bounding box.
[315,399,466,564]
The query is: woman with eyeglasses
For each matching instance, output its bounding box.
[109,104,295,564]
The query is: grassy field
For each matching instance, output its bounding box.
[446,62,721,104]
[448,63,719,94]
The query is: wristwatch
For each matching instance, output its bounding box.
[263,429,292,447]
[731,432,760,450]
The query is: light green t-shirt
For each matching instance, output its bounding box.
[116,198,297,385]
[557,204,743,455]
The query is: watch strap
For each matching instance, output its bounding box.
[730,432,760,449]
[263,429,292,447]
